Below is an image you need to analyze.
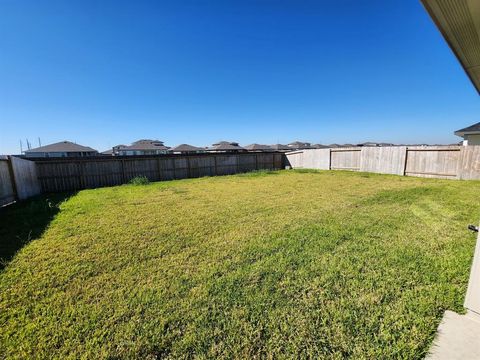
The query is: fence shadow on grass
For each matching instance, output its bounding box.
[0,192,74,271]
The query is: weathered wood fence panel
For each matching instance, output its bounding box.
[302,149,331,169]
[285,145,480,180]
[458,146,480,180]
[285,151,303,168]
[0,156,41,206]
[34,152,285,193]
[330,148,361,171]
[10,156,42,200]
[405,147,460,179]
[0,157,15,206]
[360,146,407,175]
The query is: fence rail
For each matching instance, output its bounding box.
[0,156,41,206]
[285,145,480,180]
[34,152,285,192]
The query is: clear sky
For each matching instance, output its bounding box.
[1,0,479,154]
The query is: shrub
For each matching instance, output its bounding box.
[129,176,150,185]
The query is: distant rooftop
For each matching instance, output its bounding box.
[208,141,245,151]
[244,144,272,151]
[123,140,170,151]
[25,141,97,153]
[288,141,311,148]
[270,144,291,151]
[171,144,204,152]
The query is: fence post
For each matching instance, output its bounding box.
[121,159,126,183]
[402,147,409,176]
[456,146,465,180]
[6,156,18,201]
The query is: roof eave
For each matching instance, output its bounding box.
[420,0,480,95]
[455,130,480,137]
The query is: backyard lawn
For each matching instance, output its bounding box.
[1,170,480,359]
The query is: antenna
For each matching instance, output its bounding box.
[20,139,23,154]
[38,137,41,147]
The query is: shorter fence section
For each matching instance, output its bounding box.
[35,152,285,192]
[285,146,480,180]
[0,156,41,206]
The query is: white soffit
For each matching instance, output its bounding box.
[421,0,480,94]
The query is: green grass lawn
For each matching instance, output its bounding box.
[1,170,479,359]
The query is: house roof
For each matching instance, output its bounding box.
[122,139,170,151]
[312,144,329,149]
[101,145,127,154]
[288,141,311,148]
[244,144,272,151]
[171,144,204,152]
[25,141,97,153]
[270,144,291,150]
[358,142,380,147]
[454,122,480,136]
[208,141,245,151]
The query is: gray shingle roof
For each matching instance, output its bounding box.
[288,141,311,148]
[270,144,291,150]
[25,141,97,153]
[455,122,480,136]
[208,141,245,151]
[244,144,272,151]
[122,140,170,151]
[171,144,204,152]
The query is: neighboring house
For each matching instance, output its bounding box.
[207,141,245,152]
[100,145,127,156]
[116,140,170,155]
[24,141,98,158]
[100,149,114,156]
[270,144,291,152]
[455,122,480,145]
[244,144,273,152]
[288,141,312,150]
[170,144,205,154]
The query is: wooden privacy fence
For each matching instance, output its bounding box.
[286,145,480,180]
[0,156,42,206]
[34,152,285,192]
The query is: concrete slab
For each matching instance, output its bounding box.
[427,310,480,360]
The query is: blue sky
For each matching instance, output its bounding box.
[1,0,479,154]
